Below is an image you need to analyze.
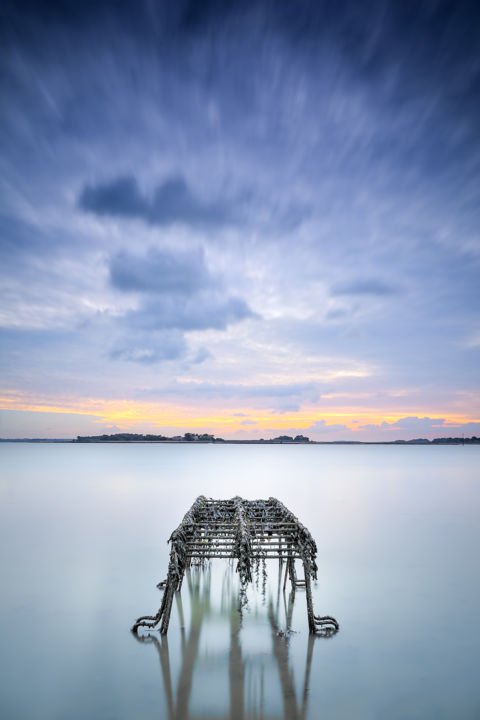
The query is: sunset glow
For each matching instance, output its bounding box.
[1,387,479,441]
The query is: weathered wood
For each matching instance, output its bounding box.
[304,562,316,633]
[186,554,302,559]
[131,496,338,636]
[288,557,297,592]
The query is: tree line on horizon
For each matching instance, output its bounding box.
[74,432,311,443]
[72,433,479,444]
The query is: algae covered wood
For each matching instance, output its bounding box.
[131,495,339,635]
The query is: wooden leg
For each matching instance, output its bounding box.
[131,583,168,634]
[288,558,297,593]
[283,550,290,591]
[160,583,175,635]
[177,565,186,592]
[304,563,316,634]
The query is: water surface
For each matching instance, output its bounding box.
[0,443,479,719]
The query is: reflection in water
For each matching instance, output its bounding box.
[134,563,335,719]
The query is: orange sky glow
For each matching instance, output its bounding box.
[1,389,479,439]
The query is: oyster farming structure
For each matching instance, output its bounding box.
[131,496,339,635]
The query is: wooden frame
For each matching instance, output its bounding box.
[131,496,338,635]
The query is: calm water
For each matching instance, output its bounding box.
[0,443,479,719]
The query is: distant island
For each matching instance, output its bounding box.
[72,433,479,444]
[1,433,479,444]
[74,432,312,443]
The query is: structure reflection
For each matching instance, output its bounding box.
[134,563,336,719]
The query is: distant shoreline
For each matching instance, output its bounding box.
[1,437,479,445]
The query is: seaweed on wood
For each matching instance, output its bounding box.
[131,496,338,635]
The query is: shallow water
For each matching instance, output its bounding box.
[0,443,479,719]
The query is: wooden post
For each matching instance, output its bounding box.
[303,562,316,634]
[283,546,290,591]
[177,565,185,592]
[160,583,175,634]
[288,557,297,592]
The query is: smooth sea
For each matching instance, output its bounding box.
[0,442,479,719]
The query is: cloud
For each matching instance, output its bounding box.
[110,329,187,364]
[190,347,212,364]
[307,420,350,434]
[138,380,319,402]
[108,245,255,361]
[261,419,350,438]
[331,278,397,296]
[80,174,234,227]
[450,422,480,435]
[359,416,447,433]
[110,246,256,333]
[353,416,480,441]
[79,176,146,218]
[110,246,212,295]
[385,416,445,430]
[123,295,254,332]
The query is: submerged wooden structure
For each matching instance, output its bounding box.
[132,496,338,635]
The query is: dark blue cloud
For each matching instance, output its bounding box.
[80,176,146,218]
[80,175,234,227]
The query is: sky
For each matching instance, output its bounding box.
[1,0,479,440]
